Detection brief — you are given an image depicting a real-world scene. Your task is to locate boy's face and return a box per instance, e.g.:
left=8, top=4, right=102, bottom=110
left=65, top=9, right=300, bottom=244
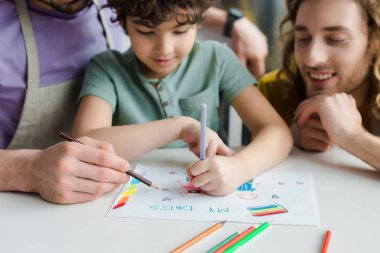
left=127, top=13, right=197, bottom=79
left=294, top=0, right=372, bottom=98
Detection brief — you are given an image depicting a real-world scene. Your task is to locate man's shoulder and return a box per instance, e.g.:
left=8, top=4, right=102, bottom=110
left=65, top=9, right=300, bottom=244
left=258, top=69, right=300, bottom=126
left=258, top=69, right=299, bottom=107
left=259, top=70, right=281, bottom=85
left=258, top=69, right=293, bottom=94
left=259, top=69, right=294, bottom=84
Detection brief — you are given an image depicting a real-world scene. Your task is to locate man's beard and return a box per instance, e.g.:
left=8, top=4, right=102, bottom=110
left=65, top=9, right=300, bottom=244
left=303, top=63, right=371, bottom=98
left=37, top=0, right=90, bottom=14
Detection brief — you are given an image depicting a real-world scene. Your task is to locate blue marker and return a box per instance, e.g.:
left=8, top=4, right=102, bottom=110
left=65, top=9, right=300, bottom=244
left=200, top=103, right=207, bottom=160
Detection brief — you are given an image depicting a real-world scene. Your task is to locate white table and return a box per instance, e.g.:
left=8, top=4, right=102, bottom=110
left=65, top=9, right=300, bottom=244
left=1, top=147, right=379, bottom=253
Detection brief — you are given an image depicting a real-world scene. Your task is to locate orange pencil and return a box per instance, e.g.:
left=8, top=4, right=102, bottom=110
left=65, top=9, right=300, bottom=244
left=321, top=230, right=332, bottom=253
left=214, top=225, right=255, bottom=253
left=171, top=221, right=227, bottom=253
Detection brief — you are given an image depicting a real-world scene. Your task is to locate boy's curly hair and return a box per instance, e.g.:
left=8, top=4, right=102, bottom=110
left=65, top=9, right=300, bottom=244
left=105, top=0, right=218, bottom=28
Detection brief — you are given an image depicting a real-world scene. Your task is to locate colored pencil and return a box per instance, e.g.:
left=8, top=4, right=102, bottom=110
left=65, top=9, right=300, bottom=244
left=321, top=230, right=331, bottom=253
left=206, top=232, right=240, bottom=253
left=224, top=222, right=270, bottom=253
left=170, top=220, right=227, bottom=253
left=214, top=226, right=256, bottom=253
left=200, top=103, right=207, bottom=160
left=58, top=132, right=158, bottom=189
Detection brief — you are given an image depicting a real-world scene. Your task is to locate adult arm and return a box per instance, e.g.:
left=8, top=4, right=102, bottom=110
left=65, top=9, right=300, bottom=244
left=188, top=85, right=293, bottom=196
left=203, top=7, right=268, bottom=77
left=294, top=93, right=380, bottom=171
left=0, top=138, right=129, bottom=204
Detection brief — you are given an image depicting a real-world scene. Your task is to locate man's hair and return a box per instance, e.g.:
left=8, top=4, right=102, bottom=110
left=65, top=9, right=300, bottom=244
left=279, top=0, right=380, bottom=120
left=105, top=0, right=217, bottom=28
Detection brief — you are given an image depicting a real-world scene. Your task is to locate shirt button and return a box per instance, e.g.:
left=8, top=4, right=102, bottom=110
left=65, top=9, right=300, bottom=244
left=158, top=86, right=164, bottom=92
left=163, top=101, right=169, bottom=106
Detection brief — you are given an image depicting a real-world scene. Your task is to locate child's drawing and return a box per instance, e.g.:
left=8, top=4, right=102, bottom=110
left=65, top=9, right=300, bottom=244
left=107, top=164, right=320, bottom=226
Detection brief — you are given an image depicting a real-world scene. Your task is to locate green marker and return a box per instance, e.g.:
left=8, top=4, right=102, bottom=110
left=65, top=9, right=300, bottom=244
left=206, top=232, right=240, bottom=253
left=224, top=222, right=270, bottom=253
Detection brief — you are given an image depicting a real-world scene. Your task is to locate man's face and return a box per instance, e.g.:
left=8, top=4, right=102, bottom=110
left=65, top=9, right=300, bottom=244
left=294, top=0, right=372, bottom=98
left=127, top=12, right=197, bottom=79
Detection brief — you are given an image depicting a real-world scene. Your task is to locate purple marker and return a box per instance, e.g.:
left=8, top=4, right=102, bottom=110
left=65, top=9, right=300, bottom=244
left=200, top=103, right=207, bottom=160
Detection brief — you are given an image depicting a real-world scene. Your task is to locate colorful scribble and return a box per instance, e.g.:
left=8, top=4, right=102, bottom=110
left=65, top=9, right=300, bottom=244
left=177, top=177, right=201, bottom=194
left=235, top=180, right=259, bottom=200
left=247, top=203, right=288, bottom=216
left=236, top=192, right=258, bottom=200
left=113, top=183, right=139, bottom=209
left=237, top=180, right=256, bottom=191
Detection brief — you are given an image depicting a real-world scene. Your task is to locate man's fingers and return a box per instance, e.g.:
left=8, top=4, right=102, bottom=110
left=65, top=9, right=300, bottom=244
left=236, top=54, right=265, bottom=77
left=236, top=54, right=248, bottom=67
left=299, top=138, right=332, bottom=152
left=58, top=192, right=98, bottom=204
left=43, top=188, right=98, bottom=204
left=304, top=118, right=325, bottom=131
left=295, top=106, right=317, bottom=128
left=74, top=178, right=121, bottom=195
left=247, top=58, right=265, bottom=78
left=77, top=145, right=129, bottom=173
left=78, top=136, right=116, bottom=153
left=300, top=126, right=331, bottom=144
left=76, top=163, right=128, bottom=184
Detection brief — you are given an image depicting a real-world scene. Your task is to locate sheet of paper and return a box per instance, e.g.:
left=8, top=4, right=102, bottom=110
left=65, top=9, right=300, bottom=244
left=107, top=164, right=320, bottom=226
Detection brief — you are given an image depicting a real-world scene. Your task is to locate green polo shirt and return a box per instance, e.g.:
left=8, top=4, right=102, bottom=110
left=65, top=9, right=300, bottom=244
left=80, top=41, right=256, bottom=147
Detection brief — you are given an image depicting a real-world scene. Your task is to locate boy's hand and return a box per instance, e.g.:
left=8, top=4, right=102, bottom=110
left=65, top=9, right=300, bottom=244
left=179, top=118, right=234, bottom=158
left=186, top=156, right=245, bottom=196
left=29, top=137, right=130, bottom=204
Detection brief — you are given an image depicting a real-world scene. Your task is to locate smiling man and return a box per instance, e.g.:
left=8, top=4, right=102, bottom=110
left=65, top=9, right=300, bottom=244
left=258, top=0, right=380, bottom=171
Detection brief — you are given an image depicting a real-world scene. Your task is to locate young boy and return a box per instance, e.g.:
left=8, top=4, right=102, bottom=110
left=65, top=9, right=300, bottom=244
left=73, top=0, right=293, bottom=196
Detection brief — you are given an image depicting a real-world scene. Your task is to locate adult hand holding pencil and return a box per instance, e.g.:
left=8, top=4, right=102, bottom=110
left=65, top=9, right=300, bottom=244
left=27, top=133, right=132, bottom=204
left=58, top=132, right=158, bottom=189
